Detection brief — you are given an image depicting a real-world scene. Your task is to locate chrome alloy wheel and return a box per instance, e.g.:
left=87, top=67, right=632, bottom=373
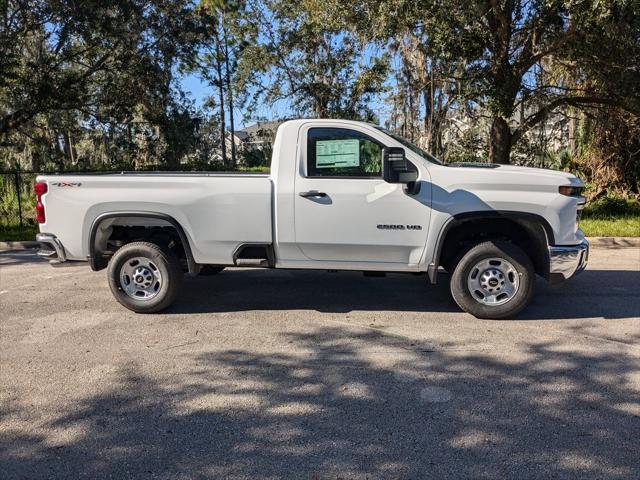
left=466, top=257, right=520, bottom=306
left=119, top=257, right=162, bottom=300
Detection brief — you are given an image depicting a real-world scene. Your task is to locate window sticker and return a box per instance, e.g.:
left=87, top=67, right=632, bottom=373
left=316, top=139, right=360, bottom=168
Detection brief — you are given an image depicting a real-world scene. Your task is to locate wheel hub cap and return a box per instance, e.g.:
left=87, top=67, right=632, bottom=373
left=120, top=257, right=162, bottom=300
left=467, top=257, right=519, bottom=306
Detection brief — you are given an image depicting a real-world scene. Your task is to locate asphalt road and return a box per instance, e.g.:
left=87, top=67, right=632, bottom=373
left=1, top=247, right=639, bottom=479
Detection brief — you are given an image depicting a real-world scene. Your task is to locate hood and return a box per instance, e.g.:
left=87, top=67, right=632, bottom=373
left=437, top=162, right=583, bottom=189
left=427, top=162, right=585, bottom=219
left=483, top=164, right=583, bottom=185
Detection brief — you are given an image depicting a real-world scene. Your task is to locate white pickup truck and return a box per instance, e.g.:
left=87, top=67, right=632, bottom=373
left=35, top=119, right=588, bottom=318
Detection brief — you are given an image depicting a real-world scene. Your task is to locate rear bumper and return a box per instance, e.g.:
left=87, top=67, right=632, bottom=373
left=36, top=233, right=66, bottom=264
left=548, top=239, right=589, bottom=283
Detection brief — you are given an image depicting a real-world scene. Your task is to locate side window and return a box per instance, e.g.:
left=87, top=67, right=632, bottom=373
left=306, top=127, right=383, bottom=177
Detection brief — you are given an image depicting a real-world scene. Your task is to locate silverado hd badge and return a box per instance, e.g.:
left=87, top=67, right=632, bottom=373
left=377, top=224, right=422, bottom=230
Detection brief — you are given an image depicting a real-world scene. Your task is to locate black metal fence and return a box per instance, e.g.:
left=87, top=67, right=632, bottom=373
left=0, top=171, right=39, bottom=230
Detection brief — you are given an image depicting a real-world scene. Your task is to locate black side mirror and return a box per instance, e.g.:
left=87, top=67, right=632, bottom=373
left=383, top=147, right=419, bottom=193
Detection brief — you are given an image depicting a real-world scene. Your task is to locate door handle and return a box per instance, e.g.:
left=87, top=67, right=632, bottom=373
left=299, top=190, right=327, bottom=198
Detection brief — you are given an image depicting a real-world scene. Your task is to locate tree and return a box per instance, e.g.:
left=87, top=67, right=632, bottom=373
left=343, top=0, right=640, bottom=164
left=384, top=31, right=462, bottom=157
left=192, top=0, right=251, bottom=167
left=1, top=1, right=200, bottom=134
left=0, top=0, right=202, bottom=169
left=235, top=0, right=388, bottom=121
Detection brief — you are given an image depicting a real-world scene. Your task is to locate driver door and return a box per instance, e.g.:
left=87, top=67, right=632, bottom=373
left=293, top=125, right=430, bottom=267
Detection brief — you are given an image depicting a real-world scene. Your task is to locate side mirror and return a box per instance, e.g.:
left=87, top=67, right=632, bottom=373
left=383, top=147, right=420, bottom=193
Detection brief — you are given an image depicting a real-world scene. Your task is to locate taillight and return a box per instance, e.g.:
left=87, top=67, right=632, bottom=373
left=35, top=182, right=47, bottom=224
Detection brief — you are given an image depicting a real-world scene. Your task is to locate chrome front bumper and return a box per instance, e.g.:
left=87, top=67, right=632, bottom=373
left=549, top=239, right=589, bottom=282
left=36, top=233, right=66, bottom=264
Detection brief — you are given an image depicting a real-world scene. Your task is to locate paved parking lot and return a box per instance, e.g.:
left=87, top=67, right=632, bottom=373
left=1, top=246, right=639, bottom=479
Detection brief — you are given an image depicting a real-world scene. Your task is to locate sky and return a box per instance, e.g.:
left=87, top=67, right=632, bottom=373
left=178, top=48, right=396, bottom=132
left=176, top=5, right=397, bottom=133
left=179, top=73, right=299, bottom=130
left=180, top=73, right=248, bottom=129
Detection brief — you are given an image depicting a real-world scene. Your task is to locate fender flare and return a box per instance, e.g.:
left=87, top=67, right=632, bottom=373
left=427, top=211, right=554, bottom=283
left=88, top=211, right=197, bottom=274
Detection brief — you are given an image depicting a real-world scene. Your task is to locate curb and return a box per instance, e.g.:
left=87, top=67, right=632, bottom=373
left=0, top=240, right=39, bottom=251
left=587, top=237, right=640, bottom=248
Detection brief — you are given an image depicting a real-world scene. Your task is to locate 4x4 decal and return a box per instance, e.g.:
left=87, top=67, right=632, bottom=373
left=51, top=182, right=82, bottom=187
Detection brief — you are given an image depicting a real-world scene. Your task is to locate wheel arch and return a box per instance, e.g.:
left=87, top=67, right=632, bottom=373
left=88, top=211, right=197, bottom=274
left=428, top=211, right=553, bottom=283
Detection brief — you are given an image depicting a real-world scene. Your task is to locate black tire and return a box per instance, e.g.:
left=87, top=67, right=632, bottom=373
left=107, top=241, right=183, bottom=313
left=450, top=240, right=535, bottom=319
left=199, top=265, right=225, bottom=276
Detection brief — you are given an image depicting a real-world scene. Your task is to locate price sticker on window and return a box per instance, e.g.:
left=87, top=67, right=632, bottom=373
left=316, top=139, right=360, bottom=168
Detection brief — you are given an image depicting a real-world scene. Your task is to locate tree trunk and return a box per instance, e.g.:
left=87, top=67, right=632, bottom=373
left=489, top=116, right=513, bottom=164
left=568, top=114, right=577, bottom=155
left=214, top=31, right=227, bottom=166
left=222, top=21, right=236, bottom=167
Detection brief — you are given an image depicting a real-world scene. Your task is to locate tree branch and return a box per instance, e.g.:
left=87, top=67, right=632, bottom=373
left=513, top=96, right=640, bottom=143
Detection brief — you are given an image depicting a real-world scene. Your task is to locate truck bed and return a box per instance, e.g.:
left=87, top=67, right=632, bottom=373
left=37, top=172, right=273, bottom=264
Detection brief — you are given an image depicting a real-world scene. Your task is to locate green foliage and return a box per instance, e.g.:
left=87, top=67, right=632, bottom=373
left=579, top=191, right=640, bottom=237
left=235, top=0, right=389, bottom=120
left=579, top=217, right=639, bottom=237
left=1, top=0, right=202, bottom=134
left=0, top=0, right=205, bottom=170
left=444, top=128, right=487, bottom=164
left=344, top=0, right=640, bottom=164
left=583, top=194, right=640, bottom=218
left=241, top=148, right=271, bottom=168
left=575, top=110, right=640, bottom=196
left=0, top=0, right=638, bottom=197
left=535, top=149, right=586, bottom=176
left=360, top=141, right=382, bottom=173
left=0, top=174, right=37, bottom=227
left=0, top=225, right=39, bottom=242
left=238, top=165, right=270, bottom=173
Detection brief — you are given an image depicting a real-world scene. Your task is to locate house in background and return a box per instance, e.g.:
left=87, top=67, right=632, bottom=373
left=227, top=120, right=282, bottom=166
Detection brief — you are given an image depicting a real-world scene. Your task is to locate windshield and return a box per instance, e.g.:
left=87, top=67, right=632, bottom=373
left=373, top=126, right=443, bottom=165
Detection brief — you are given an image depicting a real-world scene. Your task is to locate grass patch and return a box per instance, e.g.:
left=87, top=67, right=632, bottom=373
left=581, top=194, right=639, bottom=237
left=0, top=224, right=38, bottom=242
left=580, top=216, right=639, bottom=237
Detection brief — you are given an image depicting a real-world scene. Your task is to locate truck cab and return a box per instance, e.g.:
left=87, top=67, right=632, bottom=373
left=272, top=120, right=433, bottom=270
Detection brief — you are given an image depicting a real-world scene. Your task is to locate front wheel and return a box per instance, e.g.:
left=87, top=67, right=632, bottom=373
left=107, top=241, right=183, bottom=313
left=450, top=241, right=535, bottom=319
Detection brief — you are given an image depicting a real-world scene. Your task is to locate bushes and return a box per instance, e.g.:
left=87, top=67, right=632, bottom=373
left=583, top=193, right=640, bottom=218
left=580, top=192, right=640, bottom=237
left=0, top=173, right=37, bottom=227
left=575, top=110, right=640, bottom=198
left=0, top=224, right=38, bottom=242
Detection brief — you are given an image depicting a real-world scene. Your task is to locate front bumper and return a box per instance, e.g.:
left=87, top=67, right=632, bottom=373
left=548, top=239, right=589, bottom=282
left=36, top=233, right=66, bottom=264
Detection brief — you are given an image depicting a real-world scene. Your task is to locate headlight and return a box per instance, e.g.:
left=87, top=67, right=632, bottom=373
left=559, top=185, right=584, bottom=196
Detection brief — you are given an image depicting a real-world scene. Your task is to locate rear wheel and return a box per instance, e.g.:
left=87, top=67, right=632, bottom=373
left=107, top=241, right=183, bottom=313
left=450, top=240, right=535, bottom=319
